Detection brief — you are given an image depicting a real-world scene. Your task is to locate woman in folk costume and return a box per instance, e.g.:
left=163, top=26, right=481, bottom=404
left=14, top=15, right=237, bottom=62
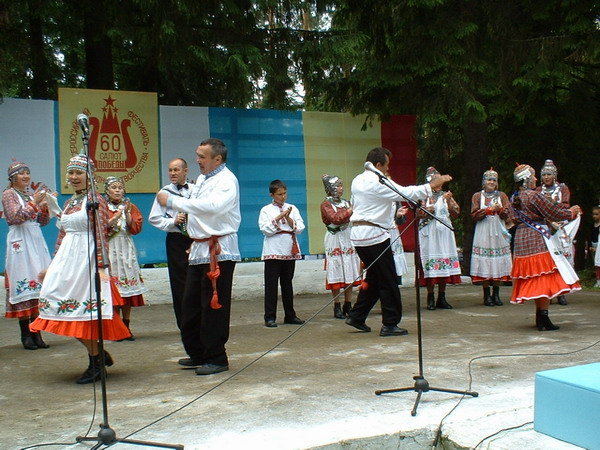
left=104, top=177, right=147, bottom=340
left=418, top=167, right=462, bottom=310
left=510, top=163, right=581, bottom=331
left=470, top=168, right=512, bottom=306
left=535, top=159, right=577, bottom=306
left=30, top=154, right=130, bottom=384
left=320, top=174, right=360, bottom=319
left=2, top=160, right=52, bottom=349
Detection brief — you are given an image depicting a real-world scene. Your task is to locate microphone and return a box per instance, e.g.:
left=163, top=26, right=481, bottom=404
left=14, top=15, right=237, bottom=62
left=364, top=161, right=387, bottom=179
left=77, top=114, right=89, bottom=135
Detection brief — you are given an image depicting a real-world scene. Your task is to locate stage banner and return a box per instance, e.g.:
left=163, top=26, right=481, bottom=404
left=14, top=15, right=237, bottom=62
left=58, top=88, right=160, bottom=193
left=302, top=111, right=380, bottom=255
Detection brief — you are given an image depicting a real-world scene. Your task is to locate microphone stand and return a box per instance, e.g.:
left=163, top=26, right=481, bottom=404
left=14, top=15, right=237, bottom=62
left=73, top=121, right=183, bottom=449
left=370, top=171, right=478, bottom=416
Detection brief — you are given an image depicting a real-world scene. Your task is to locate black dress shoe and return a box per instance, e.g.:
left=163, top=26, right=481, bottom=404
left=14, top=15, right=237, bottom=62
left=283, top=317, right=305, bottom=325
left=195, top=363, right=229, bottom=375
left=557, top=295, right=567, bottom=305
left=380, top=325, right=408, bottom=336
left=178, top=357, right=204, bottom=367
left=345, top=317, right=371, bottom=332
left=265, top=320, right=278, bottom=328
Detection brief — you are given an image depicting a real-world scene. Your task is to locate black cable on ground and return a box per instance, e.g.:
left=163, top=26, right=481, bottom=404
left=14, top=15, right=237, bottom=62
left=432, top=338, right=600, bottom=449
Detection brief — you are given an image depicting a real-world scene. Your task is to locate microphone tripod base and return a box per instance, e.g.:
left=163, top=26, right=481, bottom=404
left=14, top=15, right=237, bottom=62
left=77, top=424, right=184, bottom=449
left=375, top=376, right=478, bottom=416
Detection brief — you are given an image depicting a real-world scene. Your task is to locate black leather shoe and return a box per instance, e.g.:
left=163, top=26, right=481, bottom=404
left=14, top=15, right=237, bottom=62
left=345, top=317, right=371, bottom=332
left=265, top=320, right=278, bottom=328
left=178, top=357, right=204, bottom=367
left=557, top=295, right=567, bottom=305
left=195, top=363, right=229, bottom=375
left=380, top=325, right=408, bottom=337
left=283, top=317, right=305, bottom=325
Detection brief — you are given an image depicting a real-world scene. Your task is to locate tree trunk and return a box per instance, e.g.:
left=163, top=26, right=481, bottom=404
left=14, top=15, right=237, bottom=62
left=27, top=0, right=51, bottom=98
left=83, top=2, right=114, bottom=89
left=461, top=120, right=489, bottom=275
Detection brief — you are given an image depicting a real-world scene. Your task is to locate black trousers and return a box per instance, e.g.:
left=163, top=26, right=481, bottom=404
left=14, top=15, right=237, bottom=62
left=263, top=259, right=297, bottom=322
left=349, top=240, right=402, bottom=326
left=180, top=260, right=236, bottom=366
left=166, top=232, right=194, bottom=330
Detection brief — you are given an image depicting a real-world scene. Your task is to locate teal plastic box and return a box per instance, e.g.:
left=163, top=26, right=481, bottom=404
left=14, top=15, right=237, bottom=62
left=534, top=362, right=600, bottom=450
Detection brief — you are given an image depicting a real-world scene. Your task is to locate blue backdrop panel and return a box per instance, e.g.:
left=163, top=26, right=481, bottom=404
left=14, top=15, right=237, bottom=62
left=209, top=108, right=307, bottom=259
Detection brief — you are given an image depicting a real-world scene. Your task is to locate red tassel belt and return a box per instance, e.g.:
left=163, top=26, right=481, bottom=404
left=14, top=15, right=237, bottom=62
left=192, top=235, right=223, bottom=310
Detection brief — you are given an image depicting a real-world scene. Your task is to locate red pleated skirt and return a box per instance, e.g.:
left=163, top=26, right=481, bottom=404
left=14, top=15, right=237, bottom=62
left=510, top=252, right=580, bottom=304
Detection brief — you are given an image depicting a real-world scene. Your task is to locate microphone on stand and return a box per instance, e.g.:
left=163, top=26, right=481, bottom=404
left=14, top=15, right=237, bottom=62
left=364, top=161, right=388, bottom=179
left=77, top=114, right=90, bottom=136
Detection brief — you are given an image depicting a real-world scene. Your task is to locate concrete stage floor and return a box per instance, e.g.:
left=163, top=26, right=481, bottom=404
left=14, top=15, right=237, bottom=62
left=1, top=262, right=599, bottom=449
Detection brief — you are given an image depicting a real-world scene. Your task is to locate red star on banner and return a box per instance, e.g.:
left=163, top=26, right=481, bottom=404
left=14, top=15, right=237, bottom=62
left=104, top=95, right=116, bottom=107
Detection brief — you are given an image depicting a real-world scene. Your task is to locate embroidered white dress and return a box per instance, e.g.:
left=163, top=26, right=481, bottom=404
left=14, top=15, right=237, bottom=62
left=4, top=191, right=51, bottom=305
left=39, top=198, right=114, bottom=321
left=321, top=198, right=360, bottom=286
left=419, top=195, right=461, bottom=280
left=470, top=192, right=512, bottom=280
left=106, top=202, right=147, bottom=298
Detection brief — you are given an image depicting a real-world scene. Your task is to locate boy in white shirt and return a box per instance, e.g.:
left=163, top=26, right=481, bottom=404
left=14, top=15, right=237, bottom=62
left=258, top=180, right=305, bottom=328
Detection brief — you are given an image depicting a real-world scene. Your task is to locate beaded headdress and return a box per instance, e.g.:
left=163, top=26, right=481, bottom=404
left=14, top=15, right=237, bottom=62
left=540, top=159, right=558, bottom=178
left=513, top=163, right=535, bottom=183
left=322, top=174, right=342, bottom=198
left=66, top=153, right=94, bottom=172
left=481, top=167, right=498, bottom=187
left=104, top=176, right=124, bottom=194
left=7, top=159, right=29, bottom=180
left=425, top=166, right=440, bottom=183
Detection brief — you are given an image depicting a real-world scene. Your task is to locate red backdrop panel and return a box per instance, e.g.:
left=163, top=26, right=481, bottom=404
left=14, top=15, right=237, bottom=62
left=381, top=115, right=417, bottom=252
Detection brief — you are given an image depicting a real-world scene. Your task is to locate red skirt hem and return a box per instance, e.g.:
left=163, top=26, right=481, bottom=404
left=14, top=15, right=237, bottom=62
left=29, top=316, right=131, bottom=341
left=471, top=276, right=512, bottom=285
left=325, top=281, right=361, bottom=290
left=419, top=275, right=462, bottom=287
left=5, top=306, right=40, bottom=319
left=121, top=293, right=145, bottom=307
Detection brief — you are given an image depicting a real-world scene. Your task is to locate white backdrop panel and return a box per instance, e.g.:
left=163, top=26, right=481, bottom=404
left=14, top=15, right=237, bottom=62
left=0, top=98, right=57, bottom=191
left=158, top=105, right=209, bottom=185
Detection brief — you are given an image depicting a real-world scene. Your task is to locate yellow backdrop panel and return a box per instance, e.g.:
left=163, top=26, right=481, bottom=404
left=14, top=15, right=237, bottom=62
left=58, top=88, right=159, bottom=193
left=302, top=111, right=381, bottom=255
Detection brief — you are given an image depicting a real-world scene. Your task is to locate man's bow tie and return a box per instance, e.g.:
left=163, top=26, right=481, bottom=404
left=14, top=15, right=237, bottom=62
left=177, top=183, right=189, bottom=190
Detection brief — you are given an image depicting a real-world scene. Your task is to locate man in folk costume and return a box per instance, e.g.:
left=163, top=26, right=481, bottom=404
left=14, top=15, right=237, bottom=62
left=149, top=158, right=193, bottom=329
left=470, top=168, right=512, bottom=306
left=535, top=159, right=579, bottom=306
left=157, top=138, right=240, bottom=375
left=345, top=147, right=452, bottom=336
